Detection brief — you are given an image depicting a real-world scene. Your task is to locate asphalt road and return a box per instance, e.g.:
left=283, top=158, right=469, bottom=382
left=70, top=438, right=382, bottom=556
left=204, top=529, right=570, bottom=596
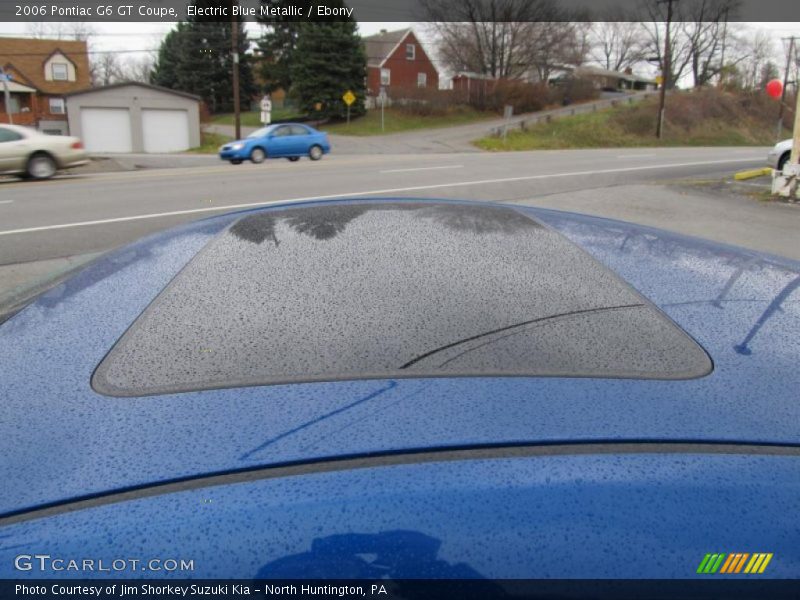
left=207, top=91, right=657, bottom=154
left=0, top=146, right=784, bottom=268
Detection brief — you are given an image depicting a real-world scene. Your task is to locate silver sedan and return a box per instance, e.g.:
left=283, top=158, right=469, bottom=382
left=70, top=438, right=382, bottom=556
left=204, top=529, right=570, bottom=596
left=767, top=138, right=793, bottom=172
left=0, top=123, right=88, bottom=180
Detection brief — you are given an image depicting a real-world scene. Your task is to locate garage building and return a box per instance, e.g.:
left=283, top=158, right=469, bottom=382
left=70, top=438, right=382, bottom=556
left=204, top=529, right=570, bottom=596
left=65, top=82, right=201, bottom=153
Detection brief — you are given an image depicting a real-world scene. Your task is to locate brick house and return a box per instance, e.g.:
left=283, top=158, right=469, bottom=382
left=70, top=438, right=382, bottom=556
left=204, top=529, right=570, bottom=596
left=363, top=29, right=438, bottom=102
left=0, top=38, right=91, bottom=133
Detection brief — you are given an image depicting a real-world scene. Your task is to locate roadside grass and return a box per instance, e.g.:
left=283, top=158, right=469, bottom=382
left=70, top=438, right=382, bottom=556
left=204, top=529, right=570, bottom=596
left=188, top=131, right=232, bottom=154
left=320, top=107, right=494, bottom=136
left=474, top=92, right=779, bottom=151
left=210, top=107, right=303, bottom=127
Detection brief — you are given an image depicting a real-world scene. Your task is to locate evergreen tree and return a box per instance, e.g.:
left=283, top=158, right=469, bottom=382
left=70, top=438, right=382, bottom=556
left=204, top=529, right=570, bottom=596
left=256, top=1, right=312, bottom=93
left=289, top=15, right=366, bottom=119
left=151, top=23, right=187, bottom=88
left=151, top=1, right=256, bottom=113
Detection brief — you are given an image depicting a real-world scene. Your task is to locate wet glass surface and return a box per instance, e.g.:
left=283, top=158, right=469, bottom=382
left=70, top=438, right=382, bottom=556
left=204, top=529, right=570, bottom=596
left=92, top=202, right=711, bottom=396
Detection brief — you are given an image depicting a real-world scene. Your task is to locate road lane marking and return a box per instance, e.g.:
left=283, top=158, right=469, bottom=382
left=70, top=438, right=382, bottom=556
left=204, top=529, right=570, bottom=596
left=0, top=200, right=13, bottom=205
left=0, top=157, right=762, bottom=237
left=0, top=155, right=410, bottom=189
left=616, top=153, right=656, bottom=158
left=380, top=165, right=464, bottom=174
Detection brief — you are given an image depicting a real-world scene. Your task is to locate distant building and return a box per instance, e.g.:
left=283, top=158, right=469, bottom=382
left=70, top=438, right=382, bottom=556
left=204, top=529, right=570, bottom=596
left=363, top=28, right=439, bottom=103
left=0, top=37, right=91, bottom=134
left=66, top=82, right=201, bottom=153
left=451, top=72, right=497, bottom=105
left=551, top=66, right=657, bottom=92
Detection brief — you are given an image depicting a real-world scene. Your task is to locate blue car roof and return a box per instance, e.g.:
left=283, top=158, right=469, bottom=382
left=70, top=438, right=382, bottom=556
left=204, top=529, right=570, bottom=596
left=1, top=198, right=799, bottom=516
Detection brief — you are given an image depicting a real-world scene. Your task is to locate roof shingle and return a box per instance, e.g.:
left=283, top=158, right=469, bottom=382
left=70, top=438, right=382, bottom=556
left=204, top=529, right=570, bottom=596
left=363, top=28, right=410, bottom=68
left=0, top=38, right=91, bottom=94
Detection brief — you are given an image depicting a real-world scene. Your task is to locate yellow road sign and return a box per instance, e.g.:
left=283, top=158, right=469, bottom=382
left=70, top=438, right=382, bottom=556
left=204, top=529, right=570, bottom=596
left=342, top=90, right=356, bottom=106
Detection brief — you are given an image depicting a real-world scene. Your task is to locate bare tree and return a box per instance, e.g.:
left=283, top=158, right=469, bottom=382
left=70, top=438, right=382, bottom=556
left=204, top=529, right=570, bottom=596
left=729, top=27, right=775, bottom=89
left=92, top=52, right=124, bottom=86
left=520, top=21, right=591, bottom=81
left=26, top=22, right=96, bottom=41
left=640, top=1, right=694, bottom=87
left=90, top=53, right=155, bottom=86
left=120, top=55, right=156, bottom=84
left=682, top=0, right=741, bottom=86
left=590, top=15, right=647, bottom=72
left=420, top=0, right=576, bottom=80
left=641, top=0, right=740, bottom=87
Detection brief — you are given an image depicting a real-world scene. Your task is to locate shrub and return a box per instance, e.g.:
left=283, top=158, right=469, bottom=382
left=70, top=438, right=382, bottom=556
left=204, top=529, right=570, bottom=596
left=549, top=78, right=599, bottom=106
left=611, top=87, right=788, bottom=140
left=386, top=87, right=465, bottom=116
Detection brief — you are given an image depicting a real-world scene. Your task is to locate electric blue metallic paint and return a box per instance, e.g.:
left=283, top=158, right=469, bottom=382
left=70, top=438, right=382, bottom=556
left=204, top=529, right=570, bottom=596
left=1, top=454, right=798, bottom=579
left=218, top=123, right=330, bottom=162
left=1, top=199, right=799, bottom=579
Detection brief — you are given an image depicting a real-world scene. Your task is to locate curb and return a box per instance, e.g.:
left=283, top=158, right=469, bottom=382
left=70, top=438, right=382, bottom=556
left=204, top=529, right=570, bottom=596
left=734, top=168, right=772, bottom=181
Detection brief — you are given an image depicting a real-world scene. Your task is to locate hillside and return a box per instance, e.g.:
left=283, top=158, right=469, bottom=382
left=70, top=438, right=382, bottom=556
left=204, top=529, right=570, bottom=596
left=475, top=88, right=791, bottom=151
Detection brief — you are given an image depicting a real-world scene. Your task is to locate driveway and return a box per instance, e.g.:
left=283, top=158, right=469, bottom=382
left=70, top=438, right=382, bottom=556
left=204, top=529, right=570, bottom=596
left=205, top=92, right=657, bottom=155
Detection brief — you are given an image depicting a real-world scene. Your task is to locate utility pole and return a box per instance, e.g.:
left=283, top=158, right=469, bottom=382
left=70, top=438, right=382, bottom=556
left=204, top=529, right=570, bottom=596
left=231, top=0, right=241, bottom=141
left=777, top=36, right=798, bottom=141
left=656, top=0, right=678, bottom=139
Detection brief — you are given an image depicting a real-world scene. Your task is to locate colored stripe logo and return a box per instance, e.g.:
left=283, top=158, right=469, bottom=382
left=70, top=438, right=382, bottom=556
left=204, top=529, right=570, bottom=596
left=697, top=553, right=772, bottom=574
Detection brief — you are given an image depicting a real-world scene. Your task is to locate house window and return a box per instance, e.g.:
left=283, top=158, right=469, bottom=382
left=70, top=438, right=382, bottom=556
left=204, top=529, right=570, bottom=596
left=49, top=98, right=65, bottom=114
left=406, top=43, right=415, bottom=60
left=417, top=72, right=427, bottom=87
left=51, top=63, right=68, bottom=81
left=380, top=68, right=391, bottom=86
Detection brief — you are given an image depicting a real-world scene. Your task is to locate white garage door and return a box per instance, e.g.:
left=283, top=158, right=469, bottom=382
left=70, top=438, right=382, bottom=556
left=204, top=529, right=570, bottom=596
left=80, top=108, right=132, bottom=153
left=142, top=109, right=190, bottom=153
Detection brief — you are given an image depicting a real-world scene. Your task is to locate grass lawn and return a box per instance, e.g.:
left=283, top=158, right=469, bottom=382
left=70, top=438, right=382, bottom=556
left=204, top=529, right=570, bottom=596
left=320, top=107, right=495, bottom=136
left=474, top=96, right=778, bottom=151
left=188, top=131, right=233, bottom=154
left=210, top=107, right=304, bottom=128
left=209, top=107, right=495, bottom=136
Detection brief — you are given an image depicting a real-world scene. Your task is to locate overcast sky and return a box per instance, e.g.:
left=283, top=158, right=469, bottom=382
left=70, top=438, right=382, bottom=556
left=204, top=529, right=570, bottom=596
left=0, top=21, right=413, bottom=52
left=0, top=20, right=797, bottom=82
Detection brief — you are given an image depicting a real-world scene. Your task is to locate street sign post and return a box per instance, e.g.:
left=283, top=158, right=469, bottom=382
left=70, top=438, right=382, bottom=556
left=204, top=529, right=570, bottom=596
left=342, top=90, right=355, bottom=126
left=0, top=67, right=12, bottom=124
left=379, top=87, right=387, bottom=133
left=260, top=95, right=272, bottom=125
left=502, top=105, right=513, bottom=141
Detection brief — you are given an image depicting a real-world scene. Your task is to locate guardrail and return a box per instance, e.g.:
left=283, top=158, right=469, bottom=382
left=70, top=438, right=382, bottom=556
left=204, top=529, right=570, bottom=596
left=489, top=91, right=659, bottom=137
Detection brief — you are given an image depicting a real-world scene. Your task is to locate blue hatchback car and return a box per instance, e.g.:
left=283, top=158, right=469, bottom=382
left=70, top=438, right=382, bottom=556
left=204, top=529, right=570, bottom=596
left=1, top=200, right=799, bottom=597
left=219, top=123, right=331, bottom=164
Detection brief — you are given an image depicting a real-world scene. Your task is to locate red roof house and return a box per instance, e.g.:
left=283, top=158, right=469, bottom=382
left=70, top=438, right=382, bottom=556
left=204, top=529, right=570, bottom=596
left=363, top=29, right=439, bottom=99
left=0, top=37, right=91, bottom=133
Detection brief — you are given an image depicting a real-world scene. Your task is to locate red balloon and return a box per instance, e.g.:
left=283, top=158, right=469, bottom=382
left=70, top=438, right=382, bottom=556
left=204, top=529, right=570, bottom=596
left=766, top=79, right=783, bottom=99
